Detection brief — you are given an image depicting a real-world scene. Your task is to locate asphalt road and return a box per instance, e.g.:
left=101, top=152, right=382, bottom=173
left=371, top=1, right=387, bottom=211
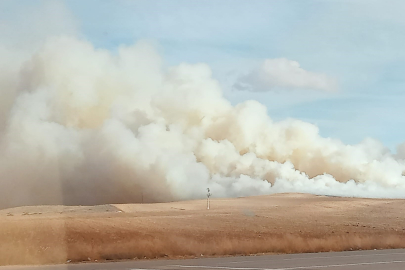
left=2, top=249, right=405, bottom=270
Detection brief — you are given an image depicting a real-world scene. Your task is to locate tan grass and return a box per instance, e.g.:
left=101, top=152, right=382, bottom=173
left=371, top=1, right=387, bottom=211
left=1, top=194, right=405, bottom=265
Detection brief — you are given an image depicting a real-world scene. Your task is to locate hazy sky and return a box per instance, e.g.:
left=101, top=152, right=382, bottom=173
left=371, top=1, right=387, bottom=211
left=3, top=0, right=405, bottom=150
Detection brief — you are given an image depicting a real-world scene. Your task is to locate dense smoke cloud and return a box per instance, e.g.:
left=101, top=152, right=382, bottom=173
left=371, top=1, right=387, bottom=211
left=0, top=36, right=405, bottom=208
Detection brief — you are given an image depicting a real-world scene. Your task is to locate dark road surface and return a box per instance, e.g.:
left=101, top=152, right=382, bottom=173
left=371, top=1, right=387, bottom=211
left=2, top=249, right=405, bottom=270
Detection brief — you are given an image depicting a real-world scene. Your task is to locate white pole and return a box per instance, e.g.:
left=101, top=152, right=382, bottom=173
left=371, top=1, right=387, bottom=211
left=207, top=188, right=211, bottom=210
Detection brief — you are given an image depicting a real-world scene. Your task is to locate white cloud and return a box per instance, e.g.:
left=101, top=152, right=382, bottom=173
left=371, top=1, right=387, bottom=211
left=235, top=58, right=337, bottom=92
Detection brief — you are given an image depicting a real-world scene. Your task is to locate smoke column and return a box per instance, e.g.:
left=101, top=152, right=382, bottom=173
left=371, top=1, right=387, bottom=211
left=1, top=36, right=405, bottom=208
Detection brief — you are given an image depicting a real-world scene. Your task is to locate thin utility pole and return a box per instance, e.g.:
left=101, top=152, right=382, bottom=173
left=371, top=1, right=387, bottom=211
left=207, top=188, right=211, bottom=210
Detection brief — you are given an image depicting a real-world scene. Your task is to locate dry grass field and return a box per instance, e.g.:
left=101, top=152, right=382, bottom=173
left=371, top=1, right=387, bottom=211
left=1, top=193, right=405, bottom=266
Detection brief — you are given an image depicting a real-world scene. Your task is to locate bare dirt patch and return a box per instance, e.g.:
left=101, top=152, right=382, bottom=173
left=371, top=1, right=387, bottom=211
left=1, top=193, right=405, bottom=265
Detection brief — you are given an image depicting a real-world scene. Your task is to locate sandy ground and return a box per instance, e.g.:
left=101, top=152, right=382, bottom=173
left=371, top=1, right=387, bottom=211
left=1, top=193, right=405, bottom=266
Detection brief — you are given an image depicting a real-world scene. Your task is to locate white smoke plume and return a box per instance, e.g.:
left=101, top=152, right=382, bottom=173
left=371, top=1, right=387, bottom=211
left=1, top=35, right=405, bottom=208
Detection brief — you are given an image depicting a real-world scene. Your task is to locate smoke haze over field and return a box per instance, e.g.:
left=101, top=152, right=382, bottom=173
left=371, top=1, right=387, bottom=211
left=1, top=34, right=405, bottom=208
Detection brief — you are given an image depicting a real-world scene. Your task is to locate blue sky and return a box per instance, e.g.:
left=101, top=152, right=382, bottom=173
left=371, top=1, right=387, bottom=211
left=4, top=0, right=405, bottom=150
